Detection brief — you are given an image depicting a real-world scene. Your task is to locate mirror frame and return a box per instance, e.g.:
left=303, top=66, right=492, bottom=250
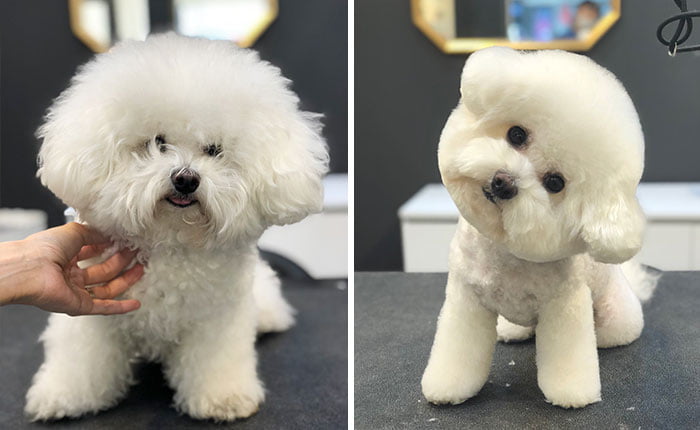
left=68, top=0, right=278, bottom=53
left=411, top=0, right=621, bottom=53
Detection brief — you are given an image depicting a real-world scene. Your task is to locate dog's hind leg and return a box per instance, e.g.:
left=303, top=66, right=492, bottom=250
left=593, top=265, right=644, bottom=348
left=253, top=258, right=295, bottom=333
left=497, top=315, right=534, bottom=342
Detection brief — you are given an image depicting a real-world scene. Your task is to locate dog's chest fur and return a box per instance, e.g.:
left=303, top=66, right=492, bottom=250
left=117, top=244, right=254, bottom=358
left=452, top=218, right=595, bottom=326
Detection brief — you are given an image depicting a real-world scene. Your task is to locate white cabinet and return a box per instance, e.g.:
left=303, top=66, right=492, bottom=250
left=0, top=209, right=47, bottom=242
left=399, top=183, right=700, bottom=272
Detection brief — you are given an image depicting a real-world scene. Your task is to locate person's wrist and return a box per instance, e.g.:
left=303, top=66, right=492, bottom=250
left=0, top=239, right=44, bottom=305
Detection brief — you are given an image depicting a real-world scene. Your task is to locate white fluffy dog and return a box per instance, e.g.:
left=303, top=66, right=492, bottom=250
left=421, top=47, right=658, bottom=408
left=26, top=34, right=328, bottom=421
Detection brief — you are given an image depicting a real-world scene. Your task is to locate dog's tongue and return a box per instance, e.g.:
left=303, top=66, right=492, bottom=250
left=170, top=197, right=192, bottom=205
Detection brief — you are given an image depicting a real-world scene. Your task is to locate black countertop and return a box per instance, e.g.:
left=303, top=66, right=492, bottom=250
left=355, top=271, right=700, bottom=429
left=1, top=278, right=347, bottom=429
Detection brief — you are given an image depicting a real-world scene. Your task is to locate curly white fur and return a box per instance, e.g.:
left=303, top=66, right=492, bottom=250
left=26, top=34, right=328, bottom=421
left=422, top=47, right=658, bottom=409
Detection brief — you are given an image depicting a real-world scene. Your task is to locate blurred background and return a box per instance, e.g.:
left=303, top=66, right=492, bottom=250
left=356, top=0, right=700, bottom=271
left=0, top=0, right=348, bottom=280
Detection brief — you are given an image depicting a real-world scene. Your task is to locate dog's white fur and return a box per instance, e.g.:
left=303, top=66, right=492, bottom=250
left=421, top=47, right=658, bottom=409
left=26, top=34, right=328, bottom=421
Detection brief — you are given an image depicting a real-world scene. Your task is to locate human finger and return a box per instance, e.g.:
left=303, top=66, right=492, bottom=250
left=77, top=242, right=113, bottom=261
left=88, top=264, right=144, bottom=299
left=83, top=249, right=138, bottom=285
left=88, top=298, right=141, bottom=315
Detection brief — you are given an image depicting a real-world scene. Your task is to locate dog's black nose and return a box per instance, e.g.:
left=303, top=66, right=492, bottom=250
left=490, top=172, right=518, bottom=200
left=171, top=168, right=200, bottom=194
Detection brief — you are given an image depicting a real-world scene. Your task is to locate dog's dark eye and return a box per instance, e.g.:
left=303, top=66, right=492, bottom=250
left=204, top=144, right=222, bottom=157
left=543, top=173, right=565, bottom=193
left=507, top=126, right=528, bottom=147
left=155, top=135, right=167, bottom=153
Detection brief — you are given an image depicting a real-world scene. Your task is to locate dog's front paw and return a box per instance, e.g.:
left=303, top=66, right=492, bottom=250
left=25, top=372, right=120, bottom=421
left=176, top=379, right=265, bottom=421
left=421, top=363, right=486, bottom=405
left=538, top=376, right=601, bottom=409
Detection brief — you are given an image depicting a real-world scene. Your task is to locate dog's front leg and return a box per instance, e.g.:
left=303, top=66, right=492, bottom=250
left=25, top=314, right=133, bottom=420
left=536, top=284, right=600, bottom=408
left=421, top=273, right=497, bottom=404
left=165, top=292, right=264, bottom=422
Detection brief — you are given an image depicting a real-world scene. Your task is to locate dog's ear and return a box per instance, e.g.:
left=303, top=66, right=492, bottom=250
left=580, top=186, right=645, bottom=264
left=36, top=93, right=115, bottom=210
left=254, top=110, right=329, bottom=227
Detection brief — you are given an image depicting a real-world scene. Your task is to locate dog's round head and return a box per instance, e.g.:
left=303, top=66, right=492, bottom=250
left=439, top=47, right=645, bottom=263
left=37, top=34, right=328, bottom=248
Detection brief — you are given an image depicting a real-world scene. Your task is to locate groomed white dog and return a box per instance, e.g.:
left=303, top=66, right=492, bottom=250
left=26, top=34, right=328, bottom=421
left=421, top=47, right=658, bottom=408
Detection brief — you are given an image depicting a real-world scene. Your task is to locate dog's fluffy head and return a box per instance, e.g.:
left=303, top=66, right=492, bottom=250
left=37, top=33, right=328, bottom=248
left=439, top=47, right=645, bottom=263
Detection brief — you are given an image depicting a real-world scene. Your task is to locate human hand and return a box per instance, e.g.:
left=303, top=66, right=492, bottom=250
left=1, top=222, right=143, bottom=315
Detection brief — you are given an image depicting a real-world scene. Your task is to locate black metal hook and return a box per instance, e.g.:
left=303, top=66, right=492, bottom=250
left=657, top=0, right=700, bottom=55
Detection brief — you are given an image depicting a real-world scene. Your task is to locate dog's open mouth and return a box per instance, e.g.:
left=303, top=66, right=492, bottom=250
left=482, top=187, right=496, bottom=204
left=166, top=195, right=198, bottom=208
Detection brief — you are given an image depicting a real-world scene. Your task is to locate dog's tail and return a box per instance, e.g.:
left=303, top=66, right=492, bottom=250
left=621, top=259, right=660, bottom=303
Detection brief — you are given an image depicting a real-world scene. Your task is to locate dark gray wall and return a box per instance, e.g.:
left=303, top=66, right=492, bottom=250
left=0, top=0, right=347, bottom=228
left=355, top=1, right=700, bottom=271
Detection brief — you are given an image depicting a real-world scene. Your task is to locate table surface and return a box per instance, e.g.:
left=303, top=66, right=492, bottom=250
left=355, top=271, right=700, bottom=430
left=0, top=279, right=347, bottom=429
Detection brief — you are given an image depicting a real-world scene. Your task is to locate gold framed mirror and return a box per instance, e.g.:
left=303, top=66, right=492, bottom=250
left=68, top=0, right=278, bottom=53
left=411, top=0, right=621, bottom=53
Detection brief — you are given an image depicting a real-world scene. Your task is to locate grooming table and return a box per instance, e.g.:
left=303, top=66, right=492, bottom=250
left=355, top=272, right=699, bottom=429
left=1, top=279, right=347, bottom=429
